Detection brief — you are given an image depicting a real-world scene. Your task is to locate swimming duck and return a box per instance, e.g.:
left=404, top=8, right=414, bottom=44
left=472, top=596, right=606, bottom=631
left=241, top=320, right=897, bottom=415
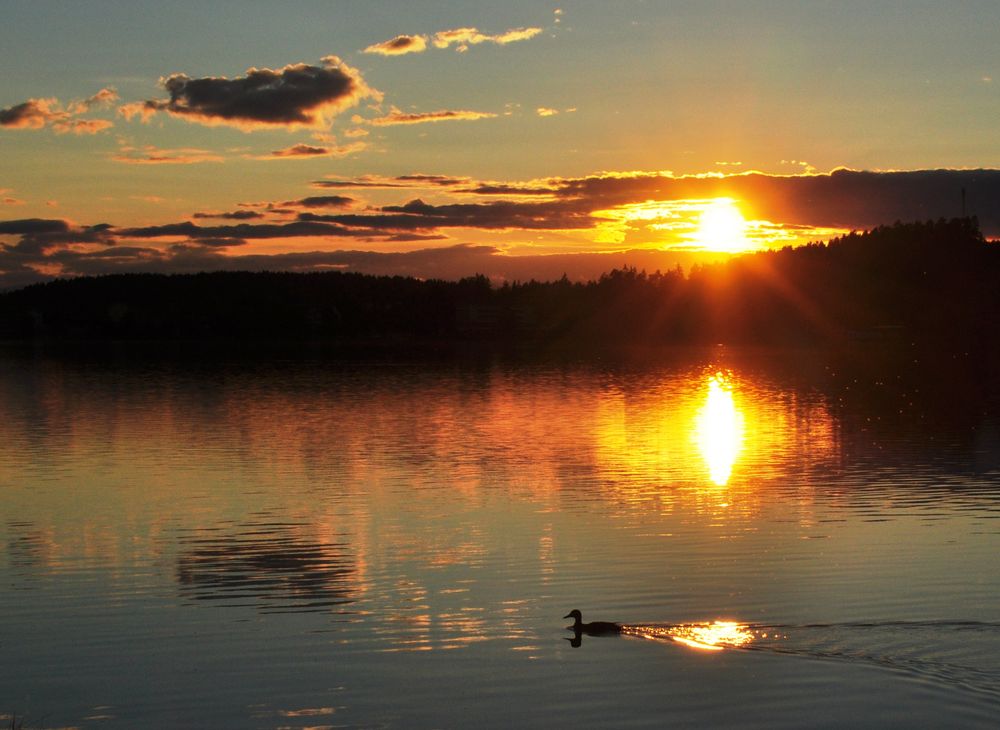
left=563, top=609, right=622, bottom=635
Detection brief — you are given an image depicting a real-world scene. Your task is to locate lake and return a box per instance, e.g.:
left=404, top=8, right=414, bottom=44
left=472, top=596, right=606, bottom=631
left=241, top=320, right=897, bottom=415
left=2, top=346, right=999, bottom=728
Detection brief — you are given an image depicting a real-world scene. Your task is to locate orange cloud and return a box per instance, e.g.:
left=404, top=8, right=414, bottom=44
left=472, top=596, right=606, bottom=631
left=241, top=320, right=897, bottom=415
left=369, top=107, right=497, bottom=126
left=363, top=34, right=428, bottom=56
left=0, top=98, right=61, bottom=129
left=53, top=118, right=115, bottom=135
left=432, top=26, right=542, bottom=52
left=256, top=141, right=367, bottom=159
left=0, top=188, right=24, bottom=206
left=112, top=145, right=224, bottom=164
left=1, top=90, right=116, bottom=134
left=118, top=101, right=159, bottom=123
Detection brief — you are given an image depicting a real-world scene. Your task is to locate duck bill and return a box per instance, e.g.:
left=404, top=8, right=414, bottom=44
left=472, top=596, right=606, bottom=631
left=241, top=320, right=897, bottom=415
left=563, top=612, right=573, bottom=619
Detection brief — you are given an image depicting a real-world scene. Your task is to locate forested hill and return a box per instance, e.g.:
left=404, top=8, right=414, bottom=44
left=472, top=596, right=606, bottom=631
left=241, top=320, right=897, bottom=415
left=0, top=218, right=996, bottom=348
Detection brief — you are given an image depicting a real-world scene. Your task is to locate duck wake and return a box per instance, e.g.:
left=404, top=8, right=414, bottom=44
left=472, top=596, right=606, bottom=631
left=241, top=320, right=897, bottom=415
left=621, top=619, right=1000, bottom=703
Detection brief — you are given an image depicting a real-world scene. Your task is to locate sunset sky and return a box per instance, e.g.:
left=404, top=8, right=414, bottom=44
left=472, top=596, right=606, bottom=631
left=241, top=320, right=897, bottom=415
left=2, top=0, right=998, bottom=287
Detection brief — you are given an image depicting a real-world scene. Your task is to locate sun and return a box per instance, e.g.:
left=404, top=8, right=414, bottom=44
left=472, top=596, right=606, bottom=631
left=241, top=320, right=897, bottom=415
left=695, top=199, right=750, bottom=253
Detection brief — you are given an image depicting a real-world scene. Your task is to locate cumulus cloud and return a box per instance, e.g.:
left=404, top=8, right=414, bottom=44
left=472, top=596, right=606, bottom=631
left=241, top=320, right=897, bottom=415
left=130, top=56, right=378, bottom=131
left=369, top=107, right=497, bottom=126
left=0, top=98, right=61, bottom=129
left=432, top=26, right=542, bottom=52
left=363, top=34, right=428, bottom=56
left=0, top=89, right=116, bottom=134
left=112, top=144, right=224, bottom=164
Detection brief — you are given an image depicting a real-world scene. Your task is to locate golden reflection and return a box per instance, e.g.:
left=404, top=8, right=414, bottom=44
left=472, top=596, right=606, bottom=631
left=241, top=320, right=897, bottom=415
left=694, top=374, right=745, bottom=486
left=624, top=621, right=754, bottom=651
left=0, top=359, right=842, bottom=655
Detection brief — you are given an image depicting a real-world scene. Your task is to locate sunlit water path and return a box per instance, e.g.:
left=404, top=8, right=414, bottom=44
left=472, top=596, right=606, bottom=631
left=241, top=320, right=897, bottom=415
left=2, top=348, right=999, bottom=728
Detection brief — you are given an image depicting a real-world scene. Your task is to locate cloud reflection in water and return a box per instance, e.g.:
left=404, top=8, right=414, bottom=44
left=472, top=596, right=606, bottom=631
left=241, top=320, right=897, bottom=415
left=176, top=520, right=358, bottom=613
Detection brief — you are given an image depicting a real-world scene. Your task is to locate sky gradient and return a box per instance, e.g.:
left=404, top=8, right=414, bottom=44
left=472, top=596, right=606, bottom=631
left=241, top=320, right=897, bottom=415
left=1, top=0, right=998, bottom=287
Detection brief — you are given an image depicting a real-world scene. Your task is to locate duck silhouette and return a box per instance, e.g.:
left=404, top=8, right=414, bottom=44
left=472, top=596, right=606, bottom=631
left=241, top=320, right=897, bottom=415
left=563, top=609, right=622, bottom=636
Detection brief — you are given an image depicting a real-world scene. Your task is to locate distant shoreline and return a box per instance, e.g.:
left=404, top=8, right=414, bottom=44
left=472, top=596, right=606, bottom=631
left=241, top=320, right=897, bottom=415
left=1, top=219, right=996, bottom=359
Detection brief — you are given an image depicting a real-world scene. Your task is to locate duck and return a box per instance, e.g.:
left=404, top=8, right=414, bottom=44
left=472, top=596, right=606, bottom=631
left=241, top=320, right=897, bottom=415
left=563, top=609, right=622, bottom=635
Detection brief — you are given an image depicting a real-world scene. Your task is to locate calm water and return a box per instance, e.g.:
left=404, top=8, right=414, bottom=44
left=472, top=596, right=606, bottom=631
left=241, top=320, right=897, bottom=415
left=2, top=347, right=999, bottom=728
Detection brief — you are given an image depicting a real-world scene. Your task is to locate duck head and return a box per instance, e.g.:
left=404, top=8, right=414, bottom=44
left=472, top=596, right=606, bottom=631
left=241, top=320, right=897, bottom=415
left=563, top=609, right=583, bottom=625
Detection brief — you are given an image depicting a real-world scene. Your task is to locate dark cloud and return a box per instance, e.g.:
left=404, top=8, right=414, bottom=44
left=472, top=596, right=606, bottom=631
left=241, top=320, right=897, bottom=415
left=133, top=56, right=377, bottom=130
left=297, top=211, right=438, bottom=231
left=0, top=99, right=58, bottom=129
left=542, top=168, right=1000, bottom=235
left=0, top=220, right=115, bottom=260
left=178, top=237, right=248, bottom=248
left=193, top=210, right=264, bottom=220
left=271, top=144, right=329, bottom=157
left=375, top=198, right=594, bottom=229
left=118, top=218, right=434, bottom=241
left=458, top=183, right=558, bottom=196
left=396, top=174, right=468, bottom=186
left=120, top=220, right=364, bottom=240
left=259, top=141, right=367, bottom=159
left=312, top=179, right=408, bottom=189
left=302, top=169, right=1000, bottom=237
left=0, top=218, right=71, bottom=235
left=286, top=196, right=355, bottom=209
left=312, top=174, right=465, bottom=189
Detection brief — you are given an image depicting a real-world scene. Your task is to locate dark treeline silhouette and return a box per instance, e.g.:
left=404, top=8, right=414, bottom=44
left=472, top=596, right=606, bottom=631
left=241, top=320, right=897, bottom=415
left=1, top=218, right=997, bottom=351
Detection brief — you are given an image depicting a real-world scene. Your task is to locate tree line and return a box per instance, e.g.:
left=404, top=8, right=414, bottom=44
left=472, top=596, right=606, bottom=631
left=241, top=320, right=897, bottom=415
left=1, top=217, right=996, bottom=350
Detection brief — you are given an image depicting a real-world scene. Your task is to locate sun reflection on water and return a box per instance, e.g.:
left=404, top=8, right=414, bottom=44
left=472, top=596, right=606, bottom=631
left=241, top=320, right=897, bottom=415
left=623, top=621, right=755, bottom=651
left=694, top=373, right=745, bottom=486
